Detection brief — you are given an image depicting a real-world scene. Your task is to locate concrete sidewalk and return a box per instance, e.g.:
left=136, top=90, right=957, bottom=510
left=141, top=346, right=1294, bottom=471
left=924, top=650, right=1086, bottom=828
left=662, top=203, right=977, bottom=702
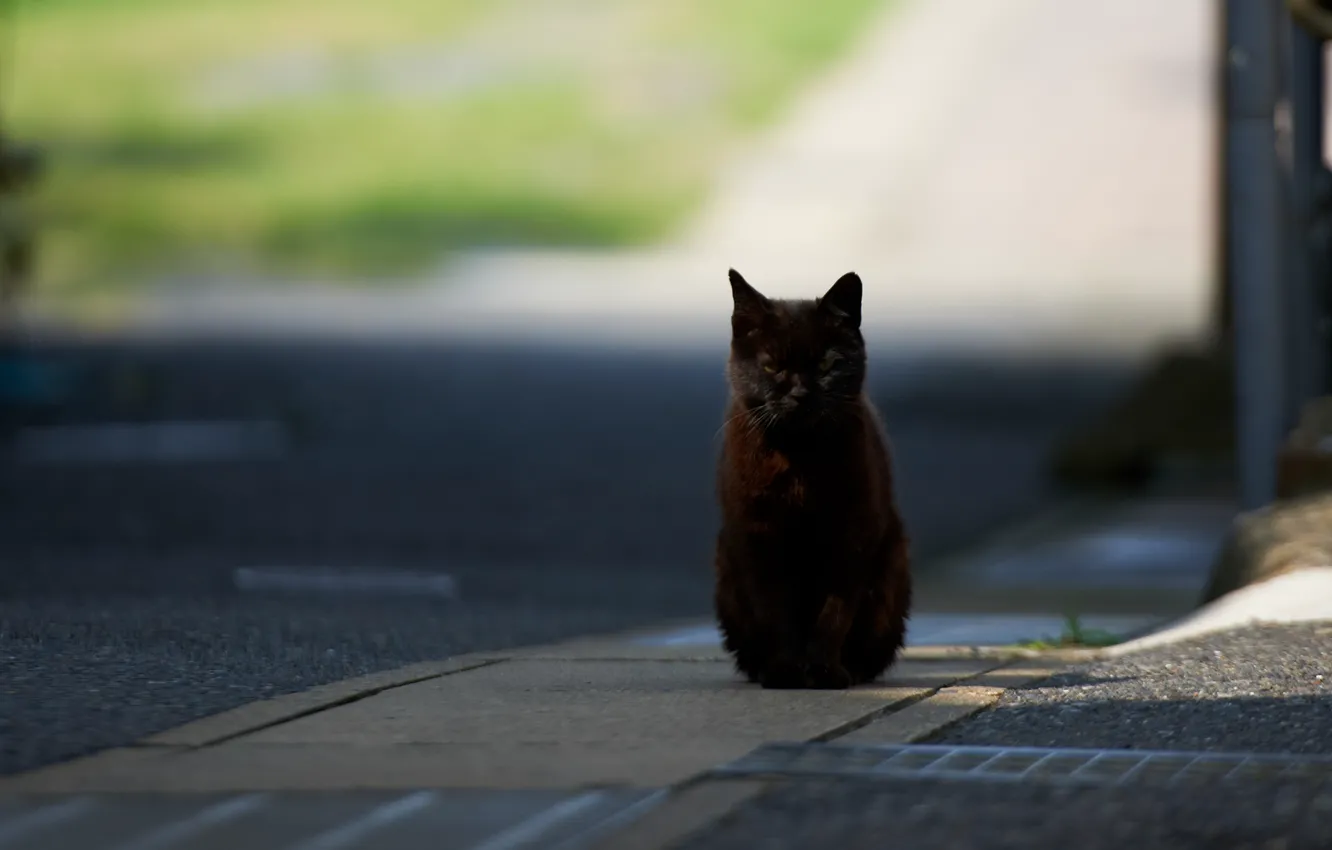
left=0, top=627, right=1074, bottom=795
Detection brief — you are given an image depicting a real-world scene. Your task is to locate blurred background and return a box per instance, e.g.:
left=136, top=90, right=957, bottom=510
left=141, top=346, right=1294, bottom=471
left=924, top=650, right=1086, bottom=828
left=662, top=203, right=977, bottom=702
left=0, top=0, right=1238, bottom=778
left=1, top=0, right=888, bottom=302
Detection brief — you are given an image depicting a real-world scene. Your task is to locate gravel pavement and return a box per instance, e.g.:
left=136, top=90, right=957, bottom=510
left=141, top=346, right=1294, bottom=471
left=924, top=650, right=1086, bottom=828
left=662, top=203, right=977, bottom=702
left=0, top=336, right=1129, bottom=776
left=931, top=621, right=1332, bottom=754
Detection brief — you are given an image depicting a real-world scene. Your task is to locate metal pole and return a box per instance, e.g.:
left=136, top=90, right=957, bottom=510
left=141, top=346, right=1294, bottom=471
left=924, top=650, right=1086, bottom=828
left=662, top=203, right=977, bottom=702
left=1284, top=14, right=1330, bottom=418
left=1226, top=0, right=1287, bottom=510
left=1213, top=1, right=1235, bottom=347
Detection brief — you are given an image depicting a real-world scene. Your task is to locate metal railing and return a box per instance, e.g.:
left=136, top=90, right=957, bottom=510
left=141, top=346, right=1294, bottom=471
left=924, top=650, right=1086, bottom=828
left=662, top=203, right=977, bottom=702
left=1224, top=0, right=1332, bottom=509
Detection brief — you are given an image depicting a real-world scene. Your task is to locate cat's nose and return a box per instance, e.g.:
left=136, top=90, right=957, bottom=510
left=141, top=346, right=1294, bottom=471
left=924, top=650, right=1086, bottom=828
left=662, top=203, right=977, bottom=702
left=789, top=381, right=808, bottom=399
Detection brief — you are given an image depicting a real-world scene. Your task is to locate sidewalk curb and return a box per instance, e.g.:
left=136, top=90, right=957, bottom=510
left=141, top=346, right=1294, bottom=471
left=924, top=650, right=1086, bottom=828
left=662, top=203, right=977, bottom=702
left=1107, top=566, right=1332, bottom=656
left=1201, top=490, right=1332, bottom=603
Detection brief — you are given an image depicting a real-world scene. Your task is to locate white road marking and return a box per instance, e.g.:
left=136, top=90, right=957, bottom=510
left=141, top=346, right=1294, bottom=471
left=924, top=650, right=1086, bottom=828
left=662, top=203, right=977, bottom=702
left=0, top=798, right=97, bottom=848
left=110, top=794, right=269, bottom=850
left=284, top=791, right=437, bottom=850
left=233, top=567, right=457, bottom=599
left=546, top=790, right=667, bottom=850
left=467, top=791, right=607, bottom=850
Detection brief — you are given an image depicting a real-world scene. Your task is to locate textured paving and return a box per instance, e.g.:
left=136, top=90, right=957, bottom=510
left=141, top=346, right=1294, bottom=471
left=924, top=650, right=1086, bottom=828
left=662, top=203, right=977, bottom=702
left=677, top=775, right=1332, bottom=850
left=713, top=742, right=1332, bottom=786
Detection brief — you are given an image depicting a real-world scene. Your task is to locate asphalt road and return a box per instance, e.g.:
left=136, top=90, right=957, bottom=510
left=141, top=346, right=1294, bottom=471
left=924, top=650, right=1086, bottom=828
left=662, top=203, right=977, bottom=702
left=0, top=333, right=1131, bottom=775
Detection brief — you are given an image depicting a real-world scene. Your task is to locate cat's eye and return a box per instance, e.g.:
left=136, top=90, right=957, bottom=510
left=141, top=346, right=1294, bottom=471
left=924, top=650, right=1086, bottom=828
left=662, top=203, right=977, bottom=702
left=820, top=352, right=839, bottom=371
left=762, top=363, right=777, bottom=374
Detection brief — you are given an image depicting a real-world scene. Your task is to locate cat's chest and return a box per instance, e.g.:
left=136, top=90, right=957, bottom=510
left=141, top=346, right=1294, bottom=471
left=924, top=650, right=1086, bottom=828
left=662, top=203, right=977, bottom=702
left=743, top=450, right=837, bottom=511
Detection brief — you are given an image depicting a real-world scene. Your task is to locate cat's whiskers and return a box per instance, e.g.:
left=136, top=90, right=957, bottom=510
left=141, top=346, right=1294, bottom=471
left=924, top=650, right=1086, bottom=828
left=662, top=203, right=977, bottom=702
left=714, top=402, right=781, bottom=441
left=753, top=404, right=782, bottom=434
left=713, top=407, right=752, bottom=441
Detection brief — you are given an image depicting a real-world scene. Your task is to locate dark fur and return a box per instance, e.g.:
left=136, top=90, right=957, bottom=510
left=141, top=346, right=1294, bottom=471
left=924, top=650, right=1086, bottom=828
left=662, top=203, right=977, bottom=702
left=713, top=269, right=911, bottom=689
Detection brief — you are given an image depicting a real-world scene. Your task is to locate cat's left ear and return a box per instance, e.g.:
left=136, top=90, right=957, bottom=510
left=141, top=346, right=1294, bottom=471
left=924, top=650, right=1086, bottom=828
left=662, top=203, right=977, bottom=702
left=729, top=268, right=772, bottom=335
left=818, top=272, right=862, bottom=329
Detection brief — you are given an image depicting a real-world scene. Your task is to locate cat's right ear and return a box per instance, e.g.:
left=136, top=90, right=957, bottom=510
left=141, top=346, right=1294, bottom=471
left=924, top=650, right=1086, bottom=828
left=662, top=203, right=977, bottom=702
left=728, top=268, right=771, bottom=336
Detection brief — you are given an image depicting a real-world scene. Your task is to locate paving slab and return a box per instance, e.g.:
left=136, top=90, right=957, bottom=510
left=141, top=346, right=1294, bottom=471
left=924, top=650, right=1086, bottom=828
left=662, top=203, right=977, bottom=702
left=144, top=658, right=503, bottom=749
left=840, top=661, right=1067, bottom=746
left=1, top=653, right=1006, bottom=794
left=838, top=686, right=1010, bottom=746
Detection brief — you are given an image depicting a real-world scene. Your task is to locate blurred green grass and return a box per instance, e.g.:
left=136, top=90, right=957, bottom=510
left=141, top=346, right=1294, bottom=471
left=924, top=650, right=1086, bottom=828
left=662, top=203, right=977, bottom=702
left=6, top=0, right=889, bottom=294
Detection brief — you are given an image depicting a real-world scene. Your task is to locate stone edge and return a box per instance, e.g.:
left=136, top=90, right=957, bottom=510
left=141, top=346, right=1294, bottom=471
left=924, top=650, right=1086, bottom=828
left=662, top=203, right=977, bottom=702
left=1105, top=565, right=1332, bottom=656
left=1200, top=490, right=1332, bottom=603
left=1108, top=492, right=1332, bottom=656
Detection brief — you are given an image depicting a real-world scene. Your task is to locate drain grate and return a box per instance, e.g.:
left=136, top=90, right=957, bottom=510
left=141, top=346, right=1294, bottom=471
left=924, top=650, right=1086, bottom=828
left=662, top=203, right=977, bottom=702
left=711, top=743, right=1332, bottom=787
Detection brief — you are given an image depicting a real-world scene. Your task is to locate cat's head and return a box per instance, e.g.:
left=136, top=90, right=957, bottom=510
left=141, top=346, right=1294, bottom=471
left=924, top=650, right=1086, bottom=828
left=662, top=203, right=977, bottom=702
left=726, top=268, right=866, bottom=425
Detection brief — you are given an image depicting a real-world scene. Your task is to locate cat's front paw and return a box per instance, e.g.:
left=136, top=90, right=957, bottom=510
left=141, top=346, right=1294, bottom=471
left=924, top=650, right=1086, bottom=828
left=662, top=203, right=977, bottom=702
left=759, top=655, right=807, bottom=690
left=803, top=660, right=853, bottom=690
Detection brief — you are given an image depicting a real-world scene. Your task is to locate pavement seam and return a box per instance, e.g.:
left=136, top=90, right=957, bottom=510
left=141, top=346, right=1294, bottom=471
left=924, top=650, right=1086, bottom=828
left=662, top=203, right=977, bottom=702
left=806, top=688, right=941, bottom=744
left=813, top=661, right=1070, bottom=750
left=896, top=686, right=1008, bottom=744
left=807, top=656, right=1035, bottom=744
left=178, top=658, right=507, bottom=750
